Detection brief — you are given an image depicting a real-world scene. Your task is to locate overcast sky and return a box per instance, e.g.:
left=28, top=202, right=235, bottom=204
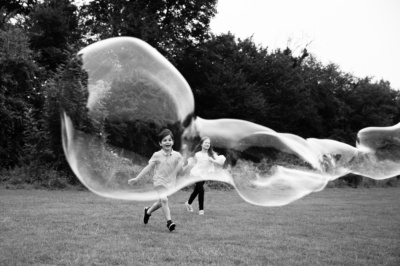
left=210, top=0, right=400, bottom=90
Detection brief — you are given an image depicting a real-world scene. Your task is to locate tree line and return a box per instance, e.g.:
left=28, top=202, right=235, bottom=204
left=1, top=0, right=399, bottom=188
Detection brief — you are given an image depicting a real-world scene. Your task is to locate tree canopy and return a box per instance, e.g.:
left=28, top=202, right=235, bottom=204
left=1, top=0, right=399, bottom=187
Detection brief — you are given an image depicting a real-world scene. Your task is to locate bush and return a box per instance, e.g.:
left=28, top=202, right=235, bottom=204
left=357, top=176, right=399, bottom=188
left=0, top=163, right=71, bottom=189
left=326, top=178, right=348, bottom=188
left=207, top=181, right=234, bottom=191
left=0, top=166, right=31, bottom=184
left=326, top=175, right=399, bottom=188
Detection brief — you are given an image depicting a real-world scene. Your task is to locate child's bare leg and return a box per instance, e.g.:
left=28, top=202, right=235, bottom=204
left=147, top=199, right=161, bottom=214
left=154, top=186, right=172, bottom=221
left=160, top=197, right=171, bottom=221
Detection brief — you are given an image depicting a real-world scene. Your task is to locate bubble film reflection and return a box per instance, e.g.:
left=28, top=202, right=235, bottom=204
left=187, top=118, right=400, bottom=206
left=62, top=37, right=195, bottom=201
left=62, top=37, right=400, bottom=206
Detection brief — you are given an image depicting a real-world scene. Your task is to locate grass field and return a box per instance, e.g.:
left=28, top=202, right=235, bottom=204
left=1, top=187, right=399, bottom=266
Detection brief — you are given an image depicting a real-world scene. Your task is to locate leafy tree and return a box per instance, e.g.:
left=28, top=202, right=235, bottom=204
left=299, top=58, right=352, bottom=140
left=179, top=33, right=320, bottom=136
left=304, top=59, right=400, bottom=144
left=341, top=78, right=399, bottom=137
left=102, top=78, right=177, bottom=157
left=178, top=33, right=268, bottom=124
left=257, top=47, right=320, bottom=136
left=81, top=0, right=217, bottom=63
left=0, top=0, right=38, bottom=28
left=0, top=0, right=84, bottom=172
left=0, top=25, right=40, bottom=169
left=41, top=50, right=101, bottom=182
left=27, top=0, right=82, bottom=72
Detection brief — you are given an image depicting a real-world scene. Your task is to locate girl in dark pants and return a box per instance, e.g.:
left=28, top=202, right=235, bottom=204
left=187, top=181, right=206, bottom=214
left=185, top=137, right=225, bottom=215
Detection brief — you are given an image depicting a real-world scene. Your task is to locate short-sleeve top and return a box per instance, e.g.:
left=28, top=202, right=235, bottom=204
left=149, top=149, right=182, bottom=188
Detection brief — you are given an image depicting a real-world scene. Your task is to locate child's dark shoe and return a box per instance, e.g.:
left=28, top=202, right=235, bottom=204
left=143, top=207, right=151, bottom=224
left=167, top=221, right=176, bottom=232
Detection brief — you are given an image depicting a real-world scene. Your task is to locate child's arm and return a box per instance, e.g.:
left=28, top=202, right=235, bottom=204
left=187, top=157, right=196, bottom=166
left=209, top=154, right=226, bottom=165
left=128, top=162, right=155, bottom=185
left=178, top=154, right=196, bottom=175
left=177, top=158, right=186, bottom=175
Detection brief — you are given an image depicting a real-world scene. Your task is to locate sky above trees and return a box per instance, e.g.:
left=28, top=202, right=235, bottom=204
left=210, top=0, right=400, bottom=90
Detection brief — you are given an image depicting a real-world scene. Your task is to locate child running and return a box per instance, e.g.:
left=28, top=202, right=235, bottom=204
left=128, top=129, right=183, bottom=232
left=185, top=137, right=225, bottom=215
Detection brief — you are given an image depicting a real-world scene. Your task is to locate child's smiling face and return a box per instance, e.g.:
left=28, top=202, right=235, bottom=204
left=160, top=134, right=173, bottom=152
left=202, top=138, right=211, bottom=150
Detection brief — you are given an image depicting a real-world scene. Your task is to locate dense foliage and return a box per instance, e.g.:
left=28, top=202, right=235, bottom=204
left=1, top=0, right=399, bottom=188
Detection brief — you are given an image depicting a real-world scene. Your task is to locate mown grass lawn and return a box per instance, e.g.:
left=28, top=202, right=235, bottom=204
left=1, top=187, right=399, bottom=265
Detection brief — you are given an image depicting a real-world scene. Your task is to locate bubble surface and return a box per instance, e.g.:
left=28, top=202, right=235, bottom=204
left=62, top=37, right=400, bottom=206
left=62, top=37, right=194, bottom=201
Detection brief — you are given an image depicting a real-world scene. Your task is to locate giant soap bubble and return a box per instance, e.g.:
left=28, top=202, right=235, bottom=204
left=62, top=37, right=400, bottom=206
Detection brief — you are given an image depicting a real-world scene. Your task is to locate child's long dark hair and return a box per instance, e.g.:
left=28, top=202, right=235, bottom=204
left=192, top=137, right=215, bottom=159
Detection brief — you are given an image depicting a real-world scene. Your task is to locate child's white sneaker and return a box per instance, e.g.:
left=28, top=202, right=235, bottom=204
left=199, top=210, right=204, bottom=215
left=185, top=202, right=193, bottom=212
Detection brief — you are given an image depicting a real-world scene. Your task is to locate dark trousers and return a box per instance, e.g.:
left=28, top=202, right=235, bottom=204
left=188, top=181, right=205, bottom=210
